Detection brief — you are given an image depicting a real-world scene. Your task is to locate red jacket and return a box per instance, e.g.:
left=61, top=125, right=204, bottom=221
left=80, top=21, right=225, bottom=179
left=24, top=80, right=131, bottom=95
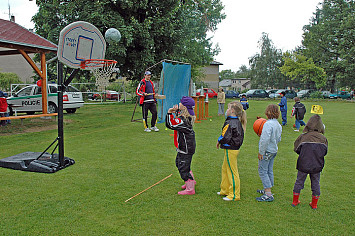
left=0, top=97, right=8, bottom=113
left=136, top=78, right=156, bottom=105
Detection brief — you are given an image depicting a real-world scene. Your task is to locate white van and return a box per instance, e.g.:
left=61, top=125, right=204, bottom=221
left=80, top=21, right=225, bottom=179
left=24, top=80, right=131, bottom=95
left=7, top=84, right=84, bottom=115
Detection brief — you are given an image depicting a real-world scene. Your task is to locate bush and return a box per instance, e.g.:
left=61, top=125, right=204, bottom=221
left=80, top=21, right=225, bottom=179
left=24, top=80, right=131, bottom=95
left=0, top=72, right=23, bottom=91
left=309, top=91, right=323, bottom=98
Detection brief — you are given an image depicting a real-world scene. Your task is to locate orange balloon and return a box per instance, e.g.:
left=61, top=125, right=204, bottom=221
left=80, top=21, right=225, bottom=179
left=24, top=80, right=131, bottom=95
left=253, top=118, right=267, bottom=136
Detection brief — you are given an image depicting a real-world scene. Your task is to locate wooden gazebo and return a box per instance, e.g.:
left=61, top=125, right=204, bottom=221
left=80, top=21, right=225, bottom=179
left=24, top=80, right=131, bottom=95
left=0, top=18, right=57, bottom=115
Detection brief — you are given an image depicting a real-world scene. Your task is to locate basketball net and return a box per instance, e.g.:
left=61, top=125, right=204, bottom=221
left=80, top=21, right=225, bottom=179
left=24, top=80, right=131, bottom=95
left=81, top=59, right=117, bottom=91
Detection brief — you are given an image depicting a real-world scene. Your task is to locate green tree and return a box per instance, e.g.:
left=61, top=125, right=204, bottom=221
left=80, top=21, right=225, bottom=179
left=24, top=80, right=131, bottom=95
left=302, top=0, right=355, bottom=90
left=280, top=51, right=326, bottom=89
left=219, top=69, right=235, bottom=81
left=249, top=33, right=286, bottom=89
left=235, top=65, right=250, bottom=78
left=32, top=0, right=225, bottom=81
left=0, top=72, right=23, bottom=91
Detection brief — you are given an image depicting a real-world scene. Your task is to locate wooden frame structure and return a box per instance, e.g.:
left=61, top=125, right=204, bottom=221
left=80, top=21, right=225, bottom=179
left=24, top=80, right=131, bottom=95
left=0, top=18, right=57, bottom=116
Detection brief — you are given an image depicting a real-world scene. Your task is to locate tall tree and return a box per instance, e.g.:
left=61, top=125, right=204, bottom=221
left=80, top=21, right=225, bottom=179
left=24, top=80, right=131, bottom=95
left=32, top=0, right=225, bottom=81
left=249, top=33, right=286, bottom=89
left=219, top=69, right=235, bottom=81
left=235, top=65, right=250, bottom=78
left=280, top=51, right=326, bottom=89
left=302, top=0, right=355, bottom=90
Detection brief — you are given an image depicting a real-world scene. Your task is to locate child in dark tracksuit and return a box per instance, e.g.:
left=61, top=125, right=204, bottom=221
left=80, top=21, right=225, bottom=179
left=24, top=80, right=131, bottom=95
left=166, top=96, right=196, bottom=195
left=216, top=101, right=247, bottom=201
left=290, top=97, right=306, bottom=132
left=278, top=91, right=287, bottom=126
left=240, top=94, right=249, bottom=111
left=291, top=114, right=328, bottom=209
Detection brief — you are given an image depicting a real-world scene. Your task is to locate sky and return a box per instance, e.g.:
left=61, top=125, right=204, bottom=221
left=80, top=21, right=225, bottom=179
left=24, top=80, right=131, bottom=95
left=0, top=0, right=322, bottom=72
left=210, top=0, right=322, bottom=71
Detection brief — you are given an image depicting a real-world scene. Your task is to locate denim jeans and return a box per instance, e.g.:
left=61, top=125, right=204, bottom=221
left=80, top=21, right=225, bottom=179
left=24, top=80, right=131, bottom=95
left=295, top=119, right=305, bottom=130
left=258, top=152, right=277, bottom=189
left=218, top=103, right=225, bottom=115
left=281, top=111, right=287, bottom=125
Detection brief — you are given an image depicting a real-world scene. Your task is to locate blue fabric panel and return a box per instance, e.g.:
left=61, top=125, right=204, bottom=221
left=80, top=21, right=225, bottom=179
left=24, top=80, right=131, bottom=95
left=157, top=62, right=191, bottom=123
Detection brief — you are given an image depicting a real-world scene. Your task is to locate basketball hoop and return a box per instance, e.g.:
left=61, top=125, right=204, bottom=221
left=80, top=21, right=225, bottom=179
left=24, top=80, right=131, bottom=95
left=80, top=59, right=117, bottom=90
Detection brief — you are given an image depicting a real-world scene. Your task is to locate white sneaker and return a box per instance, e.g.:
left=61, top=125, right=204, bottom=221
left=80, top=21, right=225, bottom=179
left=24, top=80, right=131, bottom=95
left=294, top=130, right=299, bottom=132
left=144, top=128, right=151, bottom=132
left=150, top=126, right=159, bottom=132
left=223, top=197, right=232, bottom=201
left=217, top=192, right=221, bottom=195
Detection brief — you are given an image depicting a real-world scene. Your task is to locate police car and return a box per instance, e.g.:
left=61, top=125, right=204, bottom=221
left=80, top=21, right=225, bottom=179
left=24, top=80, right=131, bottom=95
left=7, top=84, right=84, bottom=115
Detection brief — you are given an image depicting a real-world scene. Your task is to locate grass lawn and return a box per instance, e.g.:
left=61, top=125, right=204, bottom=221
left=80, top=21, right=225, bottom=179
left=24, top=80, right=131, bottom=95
left=1, top=98, right=354, bottom=235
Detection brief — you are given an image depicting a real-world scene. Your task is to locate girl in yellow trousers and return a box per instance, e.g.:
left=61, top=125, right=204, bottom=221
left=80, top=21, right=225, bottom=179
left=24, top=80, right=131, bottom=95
left=216, top=101, right=247, bottom=201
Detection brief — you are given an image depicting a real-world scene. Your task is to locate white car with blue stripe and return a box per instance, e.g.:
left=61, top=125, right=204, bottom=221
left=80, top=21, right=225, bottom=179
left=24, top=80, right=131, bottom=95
left=7, top=84, right=84, bottom=115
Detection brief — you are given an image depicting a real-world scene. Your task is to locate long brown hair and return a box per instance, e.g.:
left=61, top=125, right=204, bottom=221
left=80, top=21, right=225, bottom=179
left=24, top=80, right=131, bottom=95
left=229, top=101, right=247, bottom=131
left=179, top=106, right=196, bottom=126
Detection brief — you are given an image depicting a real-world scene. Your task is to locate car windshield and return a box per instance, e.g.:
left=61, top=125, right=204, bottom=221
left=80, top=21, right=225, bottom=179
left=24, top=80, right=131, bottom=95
left=66, top=86, right=80, bottom=92
left=246, top=90, right=256, bottom=94
left=16, top=86, right=33, bottom=97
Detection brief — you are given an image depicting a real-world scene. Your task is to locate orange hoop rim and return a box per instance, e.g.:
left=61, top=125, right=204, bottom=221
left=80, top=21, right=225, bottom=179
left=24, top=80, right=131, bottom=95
left=80, top=59, right=117, bottom=69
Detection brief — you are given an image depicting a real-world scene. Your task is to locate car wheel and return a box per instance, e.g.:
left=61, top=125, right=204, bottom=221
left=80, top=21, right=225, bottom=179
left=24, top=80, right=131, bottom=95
left=48, top=103, right=58, bottom=113
left=66, top=108, right=77, bottom=114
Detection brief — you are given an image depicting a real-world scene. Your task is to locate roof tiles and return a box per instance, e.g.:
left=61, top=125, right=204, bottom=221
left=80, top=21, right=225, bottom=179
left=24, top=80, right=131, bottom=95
left=0, top=18, right=57, bottom=51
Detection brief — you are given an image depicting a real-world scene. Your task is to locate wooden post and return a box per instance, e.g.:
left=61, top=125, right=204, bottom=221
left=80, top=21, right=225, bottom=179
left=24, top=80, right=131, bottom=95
left=41, top=52, right=48, bottom=114
left=205, top=101, right=212, bottom=118
left=191, top=96, right=200, bottom=123
left=198, top=95, right=204, bottom=121
left=18, top=49, right=48, bottom=114
left=200, top=96, right=207, bottom=120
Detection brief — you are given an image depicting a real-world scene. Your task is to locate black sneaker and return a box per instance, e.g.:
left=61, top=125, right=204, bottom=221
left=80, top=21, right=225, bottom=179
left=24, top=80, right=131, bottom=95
left=256, top=194, right=274, bottom=202
left=257, top=189, right=265, bottom=195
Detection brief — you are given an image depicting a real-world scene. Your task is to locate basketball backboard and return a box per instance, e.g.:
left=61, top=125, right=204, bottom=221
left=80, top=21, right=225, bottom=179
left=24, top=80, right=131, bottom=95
left=57, top=21, right=106, bottom=70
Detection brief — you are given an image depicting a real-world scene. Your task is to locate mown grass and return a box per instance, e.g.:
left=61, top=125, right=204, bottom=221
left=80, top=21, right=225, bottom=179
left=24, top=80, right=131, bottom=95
left=1, top=98, right=354, bottom=235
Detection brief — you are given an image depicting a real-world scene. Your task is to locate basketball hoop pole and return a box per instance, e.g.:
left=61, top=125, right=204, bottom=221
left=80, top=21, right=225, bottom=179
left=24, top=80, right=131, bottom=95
left=57, top=61, right=65, bottom=166
left=57, top=62, right=80, bottom=167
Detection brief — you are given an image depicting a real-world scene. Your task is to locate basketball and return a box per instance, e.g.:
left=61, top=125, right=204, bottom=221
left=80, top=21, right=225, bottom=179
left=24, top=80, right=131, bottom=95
left=253, top=118, right=267, bottom=136
left=105, top=28, right=121, bottom=44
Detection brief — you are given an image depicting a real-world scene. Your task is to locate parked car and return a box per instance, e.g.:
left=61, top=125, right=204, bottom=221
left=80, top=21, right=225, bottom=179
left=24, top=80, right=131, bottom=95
left=297, top=89, right=314, bottom=98
left=243, top=89, right=269, bottom=98
left=225, top=90, right=239, bottom=98
left=266, top=89, right=279, bottom=95
left=321, top=91, right=331, bottom=98
left=7, top=84, right=84, bottom=115
left=329, top=91, right=351, bottom=99
left=196, top=88, right=218, bottom=98
left=89, top=90, right=119, bottom=100
left=268, top=89, right=281, bottom=98
left=269, top=89, right=297, bottom=99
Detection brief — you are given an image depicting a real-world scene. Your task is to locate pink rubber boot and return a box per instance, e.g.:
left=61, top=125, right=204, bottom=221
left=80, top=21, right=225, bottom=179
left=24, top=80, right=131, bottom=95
left=178, top=179, right=195, bottom=195
left=181, top=171, right=196, bottom=189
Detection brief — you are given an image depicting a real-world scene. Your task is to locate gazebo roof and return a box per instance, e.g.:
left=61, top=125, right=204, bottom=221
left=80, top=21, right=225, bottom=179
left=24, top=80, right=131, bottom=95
left=0, top=18, right=57, bottom=53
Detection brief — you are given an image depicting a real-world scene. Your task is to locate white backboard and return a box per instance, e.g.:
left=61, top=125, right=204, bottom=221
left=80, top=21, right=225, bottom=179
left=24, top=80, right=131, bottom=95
left=57, top=21, right=106, bottom=70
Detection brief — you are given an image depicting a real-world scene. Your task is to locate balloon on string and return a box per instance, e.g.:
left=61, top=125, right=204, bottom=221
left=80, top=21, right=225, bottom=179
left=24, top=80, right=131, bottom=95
left=36, top=80, right=42, bottom=87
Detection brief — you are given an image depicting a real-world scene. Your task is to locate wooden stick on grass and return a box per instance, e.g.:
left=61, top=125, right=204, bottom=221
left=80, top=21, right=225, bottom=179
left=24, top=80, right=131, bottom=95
left=125, top=174, right=173, bottom=202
